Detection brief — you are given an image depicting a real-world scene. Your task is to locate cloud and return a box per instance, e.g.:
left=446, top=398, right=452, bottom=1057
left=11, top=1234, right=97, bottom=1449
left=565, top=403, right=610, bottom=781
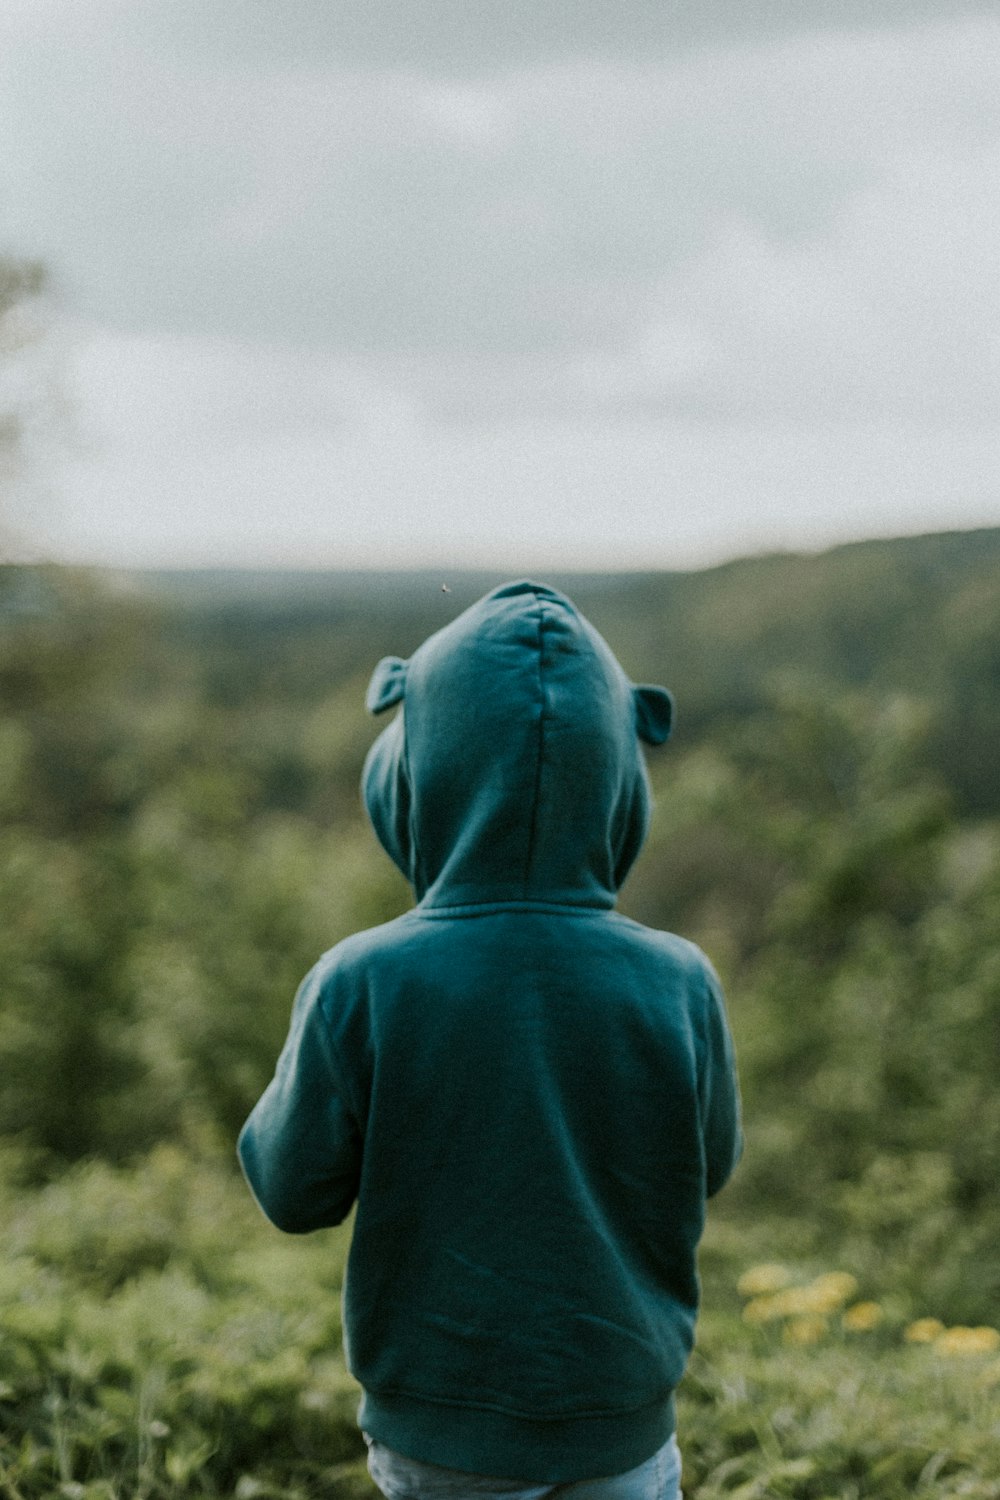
left=63, top=327, right=423, bottom=453
left=622, top=140, right=1000, bottom=426
left=110, top=0, right=998, bottom=72
left=0, top=0, right=129, bottom=39
left=5, top=6, right=1000, bottom=566
left=33, top=331, right=1000, bottom=569
left=5, top=14, right=998, bottom=385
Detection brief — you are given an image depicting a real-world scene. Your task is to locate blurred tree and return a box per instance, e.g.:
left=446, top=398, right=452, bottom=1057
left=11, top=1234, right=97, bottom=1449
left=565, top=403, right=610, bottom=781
left=2, top=525, right=998, bottom=1331
left=0, top=256, right=49, bottom=552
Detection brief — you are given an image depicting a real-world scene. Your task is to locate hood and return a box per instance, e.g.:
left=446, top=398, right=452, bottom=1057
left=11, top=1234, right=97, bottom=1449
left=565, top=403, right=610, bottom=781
left=361, top=581, right=673, bottom=909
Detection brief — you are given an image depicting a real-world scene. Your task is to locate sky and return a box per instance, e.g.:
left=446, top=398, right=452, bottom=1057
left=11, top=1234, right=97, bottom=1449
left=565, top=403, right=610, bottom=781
left=2, top=0, right=999, bottom=571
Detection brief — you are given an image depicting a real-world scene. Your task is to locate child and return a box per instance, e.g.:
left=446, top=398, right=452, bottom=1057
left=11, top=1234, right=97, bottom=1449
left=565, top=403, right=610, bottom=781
left=238, top=581, right=742, bottom=1500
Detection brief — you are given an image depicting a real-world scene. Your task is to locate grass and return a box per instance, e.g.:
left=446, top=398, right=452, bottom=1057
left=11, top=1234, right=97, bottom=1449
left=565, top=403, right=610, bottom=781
left=680, top=1313, right=1000, bottom=1497
left=1, top=1148, right=998, bottom=1499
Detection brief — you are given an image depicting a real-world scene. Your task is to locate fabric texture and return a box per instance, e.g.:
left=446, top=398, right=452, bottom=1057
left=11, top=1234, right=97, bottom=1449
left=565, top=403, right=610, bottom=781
left=238, top=580, right=742, bottom=1484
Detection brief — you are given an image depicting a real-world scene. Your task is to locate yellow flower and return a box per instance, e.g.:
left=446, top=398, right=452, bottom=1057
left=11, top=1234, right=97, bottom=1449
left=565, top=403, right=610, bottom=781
left=808, top=1272, right=859, bottom=1311
left=783, top=1315, right=828, bottom=1346
left=777, top=1280, right=855, bottom=1317
left=749, top=1284, right=815, bottom=1320
left=737, top=1263, right=794, bottom=1298
left=842, top=1301, right=884, bottom=1332
left=783, top=1286, right=831, bottom=1315
left=741, top=1272, right=866, bottom=1325
left=904, top=1317, right=945, bottom=1344
left=934, top=1326, right=1000, bottom=1357
left=742, top=1295, right=783, bottom=1323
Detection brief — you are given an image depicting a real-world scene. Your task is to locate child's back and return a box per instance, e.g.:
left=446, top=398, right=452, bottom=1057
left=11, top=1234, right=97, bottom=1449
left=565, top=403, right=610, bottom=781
left=238, top=581, right=742, bottom=1487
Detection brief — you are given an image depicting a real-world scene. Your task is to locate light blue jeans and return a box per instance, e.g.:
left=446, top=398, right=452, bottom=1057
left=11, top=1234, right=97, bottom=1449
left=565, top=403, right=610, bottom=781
left=365, top=1433, right=682, bottom=1500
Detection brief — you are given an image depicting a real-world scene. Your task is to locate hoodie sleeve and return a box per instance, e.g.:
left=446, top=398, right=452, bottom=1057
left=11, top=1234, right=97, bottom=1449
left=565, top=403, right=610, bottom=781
left=697, top=965, right=744, bottom=1198
left=237, top=965, right=362, bottom=1234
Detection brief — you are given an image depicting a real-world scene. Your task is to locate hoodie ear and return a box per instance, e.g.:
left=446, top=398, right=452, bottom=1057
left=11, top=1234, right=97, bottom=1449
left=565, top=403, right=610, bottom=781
left=633, top=684, right=674, bottom=745
left=365, top=656, right=408, bottom=715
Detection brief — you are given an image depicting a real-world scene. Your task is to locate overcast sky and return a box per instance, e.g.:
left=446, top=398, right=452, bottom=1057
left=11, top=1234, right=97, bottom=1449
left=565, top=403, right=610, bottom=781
left=2, top=0, right=998, bottom=570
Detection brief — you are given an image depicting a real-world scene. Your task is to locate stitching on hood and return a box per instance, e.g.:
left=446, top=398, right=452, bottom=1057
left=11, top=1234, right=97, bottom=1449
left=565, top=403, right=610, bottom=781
left=401, top=708, right=423, bottom=899
left=522, top=595, right=549, bottom=898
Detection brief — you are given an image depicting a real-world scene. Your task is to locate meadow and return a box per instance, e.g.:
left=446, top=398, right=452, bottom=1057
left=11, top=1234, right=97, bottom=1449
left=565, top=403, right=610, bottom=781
left=1, top=538, right=999, bottom=1497
left=3, top=1149, right=999, bottom=1499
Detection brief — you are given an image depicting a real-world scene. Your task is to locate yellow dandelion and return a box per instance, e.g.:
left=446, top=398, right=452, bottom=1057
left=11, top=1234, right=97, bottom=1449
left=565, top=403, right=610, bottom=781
left=842, top=1301, right=884, bottom=1332
left=737, top=1263, right=794, bottom=1298
left=742, top=1275, right=864, bottom=1323
left=760, top=1289, right=795, bottom=1316
left=904, top=1317, right=946, bottom=1344
left=783, top=1314, right=828, bottom=1346
left=934, top=1326, right=1000, bottom=1357
left=773, top=1283, right=845, bottom=1316
left=808, top=1272, right=859, bottom=1310
left=799, top=1287, right=834, bottom=1314
left=742, top=1295, right=783, bottom=1324
left=758, top=1287, right=807, bottom=1316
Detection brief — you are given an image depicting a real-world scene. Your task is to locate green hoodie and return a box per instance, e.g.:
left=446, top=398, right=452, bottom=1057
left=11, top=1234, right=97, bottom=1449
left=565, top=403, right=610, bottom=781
left=238, top=581, right=742, bottom=1483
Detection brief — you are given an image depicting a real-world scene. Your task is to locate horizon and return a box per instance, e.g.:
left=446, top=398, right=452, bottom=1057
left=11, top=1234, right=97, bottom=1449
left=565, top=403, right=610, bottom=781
left=9, top=518, right=988, bottom=599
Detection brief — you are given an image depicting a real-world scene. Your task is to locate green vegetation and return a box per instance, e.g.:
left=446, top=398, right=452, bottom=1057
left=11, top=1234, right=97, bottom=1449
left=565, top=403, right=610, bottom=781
left=2, top=1149, right=999, bottom=1500
left=1, top=538, right=998, bottom=1496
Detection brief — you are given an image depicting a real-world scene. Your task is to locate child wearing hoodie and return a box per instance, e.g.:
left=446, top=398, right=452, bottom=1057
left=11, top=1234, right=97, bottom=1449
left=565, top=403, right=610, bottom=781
left=238, top=581, right=742, bottom=1500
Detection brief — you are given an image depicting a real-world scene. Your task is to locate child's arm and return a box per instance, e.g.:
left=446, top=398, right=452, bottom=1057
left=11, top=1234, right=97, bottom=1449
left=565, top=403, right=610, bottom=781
left=238, top=970, right=361, bottom=1233
left=698, top=967, right=744, bottom=1198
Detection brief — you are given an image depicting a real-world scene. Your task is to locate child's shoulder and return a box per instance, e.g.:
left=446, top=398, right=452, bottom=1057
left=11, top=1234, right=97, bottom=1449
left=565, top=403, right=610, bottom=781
left=609, top=912, right=719, bottom=981
left=305, top=911, right=425, bottom=985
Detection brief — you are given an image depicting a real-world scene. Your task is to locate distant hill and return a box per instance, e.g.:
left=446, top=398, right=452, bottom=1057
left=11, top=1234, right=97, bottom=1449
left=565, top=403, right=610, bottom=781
left=6, top=526, right=997, bottom=814
left=116, top=528, right=1000, bottom=668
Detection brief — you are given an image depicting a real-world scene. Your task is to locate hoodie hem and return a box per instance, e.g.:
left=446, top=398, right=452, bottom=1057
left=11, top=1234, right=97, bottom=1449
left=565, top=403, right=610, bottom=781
left=357, top=1387, right=676, bottom=1484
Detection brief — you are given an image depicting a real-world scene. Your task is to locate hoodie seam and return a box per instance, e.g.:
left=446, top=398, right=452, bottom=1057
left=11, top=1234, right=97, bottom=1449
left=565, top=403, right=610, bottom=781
left=400, top=709, right=424, bottom=900
left=523, top=597, right=549, bottom=898
left=361, top=1382, right=672, bottom=1422
left=412, top=900, right=613, bottom=918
